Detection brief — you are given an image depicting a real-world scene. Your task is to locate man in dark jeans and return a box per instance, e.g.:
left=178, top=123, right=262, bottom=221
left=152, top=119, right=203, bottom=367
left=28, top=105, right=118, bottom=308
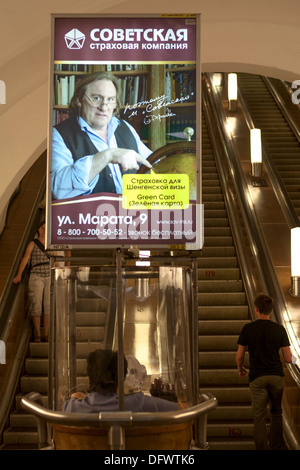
left=236, top=294, right=292, bottom=450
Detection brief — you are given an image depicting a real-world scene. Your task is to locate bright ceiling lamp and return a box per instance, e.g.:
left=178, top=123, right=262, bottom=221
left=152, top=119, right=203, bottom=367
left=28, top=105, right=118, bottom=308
left=228, top=73, right=237, bottom=111
left=291, top=227, right=300, bottom=296
left=250, top=128, right=263, bottom=177
left=212, top=73, right=222, bottom=87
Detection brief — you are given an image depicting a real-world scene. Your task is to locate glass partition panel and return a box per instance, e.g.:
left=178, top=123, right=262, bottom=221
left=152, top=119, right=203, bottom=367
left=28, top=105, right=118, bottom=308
left=53, top=264, right=193, bottom=411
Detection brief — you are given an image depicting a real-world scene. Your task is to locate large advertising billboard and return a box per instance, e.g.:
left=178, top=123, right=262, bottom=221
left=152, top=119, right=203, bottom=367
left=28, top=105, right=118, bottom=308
left=46, top=14, right=202, bottom=250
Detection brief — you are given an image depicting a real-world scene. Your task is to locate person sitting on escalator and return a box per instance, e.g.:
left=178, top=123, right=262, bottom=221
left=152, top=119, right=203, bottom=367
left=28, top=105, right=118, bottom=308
left=62, top=349, right=180, bottom=413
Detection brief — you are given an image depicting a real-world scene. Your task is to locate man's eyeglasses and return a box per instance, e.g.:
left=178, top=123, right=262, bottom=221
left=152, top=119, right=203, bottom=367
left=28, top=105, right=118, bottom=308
left=84, top=93, right=117, bottom=108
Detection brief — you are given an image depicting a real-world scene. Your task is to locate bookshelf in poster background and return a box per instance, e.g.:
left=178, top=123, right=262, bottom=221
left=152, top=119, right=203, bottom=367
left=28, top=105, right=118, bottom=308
left=53, top=63, right=196, bottom=144
left=165, top=64, right=196, bottom=142
left=53, top=63, right=148, bottom=124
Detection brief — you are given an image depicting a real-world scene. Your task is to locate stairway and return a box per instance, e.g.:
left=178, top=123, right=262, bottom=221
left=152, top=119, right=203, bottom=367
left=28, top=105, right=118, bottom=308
left=0, top=152, right=46, bottom=297
left=238, top=73, right=300, bottom=219
left=199, top=116, right=254, bottom=450
left=0, top=279, right=110, bottom=450
left=0, top=341, right=49, bottom=449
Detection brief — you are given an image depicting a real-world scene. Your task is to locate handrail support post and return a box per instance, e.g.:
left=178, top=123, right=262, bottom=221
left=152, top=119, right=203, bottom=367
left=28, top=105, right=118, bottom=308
left=108, top=424, right=125, bottom=450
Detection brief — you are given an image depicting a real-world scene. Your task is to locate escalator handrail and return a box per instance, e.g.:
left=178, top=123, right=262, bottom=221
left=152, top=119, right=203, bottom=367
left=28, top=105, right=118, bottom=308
left=202, top=76, right=267, bottom=317
left=0, top=171, right=45, bottom=441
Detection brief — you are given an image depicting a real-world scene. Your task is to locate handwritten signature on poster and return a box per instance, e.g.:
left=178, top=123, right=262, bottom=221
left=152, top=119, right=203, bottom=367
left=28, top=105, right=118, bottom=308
left=124, top=92, right=195, bottom=124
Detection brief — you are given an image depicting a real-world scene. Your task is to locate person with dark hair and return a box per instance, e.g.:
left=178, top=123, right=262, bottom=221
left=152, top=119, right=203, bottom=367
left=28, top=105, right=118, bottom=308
left=13, top=221, right=50, bottom=342
left=52, top=72, right=152, bottom=200
left=236, top=293, right=293, bottom=450
left=62, top=349, right=179, bottom=413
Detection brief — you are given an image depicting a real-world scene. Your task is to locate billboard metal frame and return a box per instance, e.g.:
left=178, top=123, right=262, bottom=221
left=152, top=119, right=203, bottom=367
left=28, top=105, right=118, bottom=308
left=46, top=13, right=202, bottom=251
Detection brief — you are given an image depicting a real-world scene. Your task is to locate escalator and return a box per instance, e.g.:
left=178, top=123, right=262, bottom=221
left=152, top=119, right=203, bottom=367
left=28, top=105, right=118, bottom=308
left=0, top=153, right=46, bottom=449
left=208, top=72, right=300, bottom=448
left=0, top=152, right=46, bottom=298
left=0, top=270, right=115, bottom=449
left=199, top=116, right=253, bottom=449
left=1, top=112, right=254, bottom=450
left=1, top=74, right=300, bottom=451
left=237, top=73, right=300, bottom=221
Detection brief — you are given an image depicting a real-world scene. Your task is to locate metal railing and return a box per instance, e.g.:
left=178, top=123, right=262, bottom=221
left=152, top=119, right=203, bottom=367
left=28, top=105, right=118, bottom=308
left=21, top=391, right=217, bottom=450
left=0, top=171, right=46, bottom=441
